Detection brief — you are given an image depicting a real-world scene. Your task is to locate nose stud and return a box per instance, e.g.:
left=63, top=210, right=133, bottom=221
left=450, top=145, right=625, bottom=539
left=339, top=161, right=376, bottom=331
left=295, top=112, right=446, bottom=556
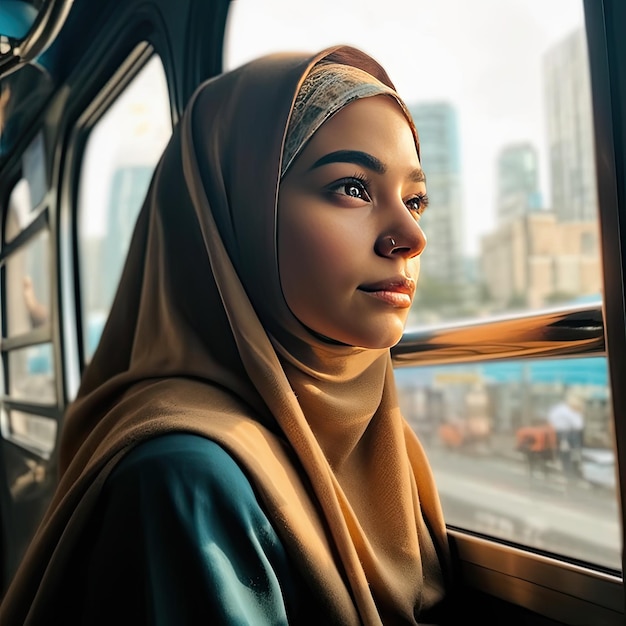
left=389, top=237, right=396, bottom=248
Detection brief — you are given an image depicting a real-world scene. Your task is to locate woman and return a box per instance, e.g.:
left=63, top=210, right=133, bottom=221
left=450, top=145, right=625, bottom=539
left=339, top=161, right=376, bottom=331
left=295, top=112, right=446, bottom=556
left=0, top=45, right=455, bottom=625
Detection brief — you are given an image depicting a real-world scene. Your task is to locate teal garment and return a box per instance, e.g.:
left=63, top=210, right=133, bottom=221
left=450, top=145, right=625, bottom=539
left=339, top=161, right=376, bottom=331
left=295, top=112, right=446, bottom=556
left=79, top=433, right=311, bottom=625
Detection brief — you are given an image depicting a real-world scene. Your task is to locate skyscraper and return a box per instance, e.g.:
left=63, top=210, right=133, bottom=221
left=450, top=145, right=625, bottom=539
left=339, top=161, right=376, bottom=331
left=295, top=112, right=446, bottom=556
left=543, top=28, right=597, bottom=221
left=409, top=102, right=463, bottom=288
left=496, top=143, right=542, bottom=224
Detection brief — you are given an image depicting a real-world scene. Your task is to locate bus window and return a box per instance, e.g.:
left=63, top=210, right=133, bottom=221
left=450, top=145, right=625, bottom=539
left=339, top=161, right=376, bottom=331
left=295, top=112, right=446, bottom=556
left=2, top=146, right=54, bottom=454
left=7, top=345, right=55, bottom=404
left=76, top=54, right=172, bottom=365
left=3, top=409, right=56, bottom=457
left=5, top=133, right=47, bottom=243
left=5, top=228, right=50, bottom=338
left=225, top=0, right=620, bottom=572
left=395, top=355, right=618, bottom=570
left=225, top=2, right=596, bottom=323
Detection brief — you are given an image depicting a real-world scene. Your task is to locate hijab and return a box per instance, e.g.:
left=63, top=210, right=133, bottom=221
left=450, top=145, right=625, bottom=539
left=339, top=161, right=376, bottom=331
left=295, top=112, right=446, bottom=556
left=0, top=45, right=451, bottom=625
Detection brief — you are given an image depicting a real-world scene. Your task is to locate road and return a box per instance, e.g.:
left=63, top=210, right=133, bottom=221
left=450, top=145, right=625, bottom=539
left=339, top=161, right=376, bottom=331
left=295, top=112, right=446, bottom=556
left=422, top=442, right=621, bottom=571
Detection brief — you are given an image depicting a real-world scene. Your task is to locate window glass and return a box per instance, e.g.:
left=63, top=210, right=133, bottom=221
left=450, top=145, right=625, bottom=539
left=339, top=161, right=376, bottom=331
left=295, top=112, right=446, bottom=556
left=225, top=0, right=619, bottom=571
left=4, top=228, right=50, bottom=337
left=5, top=410, right=57, bottom=456
left=6, top=179, right=33, bottom=242
left=77, top=55, right=172, bottom=362
left=7, top=344, right=55, bottom=404
left=5, top=133, right=47, bottom=243
left=396, top=356, right=619, bottom=570
left=21, top=132, right=47, bottom=211
left=225, top=0, right=597, bottom=325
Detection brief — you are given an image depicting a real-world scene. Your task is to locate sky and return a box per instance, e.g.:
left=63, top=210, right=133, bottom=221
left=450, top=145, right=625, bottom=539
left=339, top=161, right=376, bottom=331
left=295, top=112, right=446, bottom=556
left=223, top=0, right=586, bottom=256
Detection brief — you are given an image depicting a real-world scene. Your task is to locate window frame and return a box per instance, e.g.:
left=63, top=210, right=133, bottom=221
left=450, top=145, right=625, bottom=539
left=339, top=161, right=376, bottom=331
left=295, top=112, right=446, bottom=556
left=59, top=42, right=171, bottom=400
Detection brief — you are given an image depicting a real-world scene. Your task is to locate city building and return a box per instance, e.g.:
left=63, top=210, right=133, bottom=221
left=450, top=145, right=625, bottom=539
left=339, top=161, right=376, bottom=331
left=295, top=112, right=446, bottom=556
left=481, top=212, right=601, bottom=310
left=409, top=102, right=464, bottom=290
left=543, top=28, right=597, bottom=222
left=496, top=143, right=542, bottom=224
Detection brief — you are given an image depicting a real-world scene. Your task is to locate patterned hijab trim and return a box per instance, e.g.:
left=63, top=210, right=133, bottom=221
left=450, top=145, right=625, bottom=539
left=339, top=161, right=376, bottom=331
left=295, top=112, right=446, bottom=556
left=281, top=61, right=419, bottom=177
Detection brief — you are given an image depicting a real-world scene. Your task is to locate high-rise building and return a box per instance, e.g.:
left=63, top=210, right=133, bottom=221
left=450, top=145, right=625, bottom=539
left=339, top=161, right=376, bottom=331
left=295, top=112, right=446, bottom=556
left=543, top=28, right=597, bottom=221
left=481, top=212, right=601, bottom=311
left=496, top=143, right=542, bottom=224
left=99, top=164, right=154, bottom=309
left=409, top=102, right=463, bottom=288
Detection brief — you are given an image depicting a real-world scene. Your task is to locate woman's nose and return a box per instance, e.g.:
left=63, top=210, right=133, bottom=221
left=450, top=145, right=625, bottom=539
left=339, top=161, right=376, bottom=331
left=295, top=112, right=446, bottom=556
left=374, top=208, right=427, bottom=259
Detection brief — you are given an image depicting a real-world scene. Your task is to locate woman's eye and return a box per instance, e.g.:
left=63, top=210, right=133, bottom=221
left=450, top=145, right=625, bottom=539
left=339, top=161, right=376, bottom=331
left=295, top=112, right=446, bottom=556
left=406, top=193, right=429, bottom=216
left=345, top=183, right=365, bottom=198
left=329, top=177, right=371, bottom=202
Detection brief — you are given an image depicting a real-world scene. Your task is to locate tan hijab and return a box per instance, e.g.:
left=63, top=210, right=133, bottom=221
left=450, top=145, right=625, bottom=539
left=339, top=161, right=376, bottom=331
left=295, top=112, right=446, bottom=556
left=0, top=45, right=450, bottom=625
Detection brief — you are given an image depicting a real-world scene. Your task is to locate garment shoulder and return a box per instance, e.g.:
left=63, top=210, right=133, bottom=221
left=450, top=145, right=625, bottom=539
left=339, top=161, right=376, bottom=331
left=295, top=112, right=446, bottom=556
left=84, top=433, right=305, bottom=625
left=105, top=432, right=281, bottom=539
left=110, top=432, right=254, bottom=496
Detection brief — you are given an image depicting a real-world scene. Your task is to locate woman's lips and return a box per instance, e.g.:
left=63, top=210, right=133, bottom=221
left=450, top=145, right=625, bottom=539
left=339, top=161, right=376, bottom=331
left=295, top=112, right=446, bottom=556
left=358, top=277, right=416, bottom=308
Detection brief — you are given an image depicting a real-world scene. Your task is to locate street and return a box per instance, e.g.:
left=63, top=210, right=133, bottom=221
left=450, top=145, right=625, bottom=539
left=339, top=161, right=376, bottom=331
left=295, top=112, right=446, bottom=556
left=423, top=442, right=621, bottom=571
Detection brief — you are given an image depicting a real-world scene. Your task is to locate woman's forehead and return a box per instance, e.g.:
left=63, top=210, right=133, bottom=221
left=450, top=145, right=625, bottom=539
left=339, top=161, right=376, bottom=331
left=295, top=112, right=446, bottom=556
left=291, top=96, right=420, bottom=172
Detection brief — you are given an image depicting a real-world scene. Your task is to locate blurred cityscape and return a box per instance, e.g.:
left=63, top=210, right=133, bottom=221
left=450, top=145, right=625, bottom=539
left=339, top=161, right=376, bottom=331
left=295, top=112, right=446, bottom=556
left=407, top=27, right=600, bottom=327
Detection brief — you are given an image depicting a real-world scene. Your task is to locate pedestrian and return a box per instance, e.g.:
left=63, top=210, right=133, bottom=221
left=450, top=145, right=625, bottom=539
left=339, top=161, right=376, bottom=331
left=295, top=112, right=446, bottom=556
left=547, top=391, right=585, bottom=478
left=0, top=45, right=455, bottom=625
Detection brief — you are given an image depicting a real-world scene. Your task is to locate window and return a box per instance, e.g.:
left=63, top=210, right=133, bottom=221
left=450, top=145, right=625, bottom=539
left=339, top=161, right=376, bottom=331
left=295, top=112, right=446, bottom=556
left=396, top=355, right=617, bottom=570
left=5, top=229, right=50, bottom=338
left=77, top=54, right=172, bottom=363
left=225, top=0, right=619, bottom=572
left=1, top=134, right=55, bottom=455
left=5, top=133, right=47, bottom=243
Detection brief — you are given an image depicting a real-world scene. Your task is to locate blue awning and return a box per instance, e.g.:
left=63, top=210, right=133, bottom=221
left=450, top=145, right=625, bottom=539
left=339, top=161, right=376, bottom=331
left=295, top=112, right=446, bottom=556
left=395, top=357, right=608, bottom=388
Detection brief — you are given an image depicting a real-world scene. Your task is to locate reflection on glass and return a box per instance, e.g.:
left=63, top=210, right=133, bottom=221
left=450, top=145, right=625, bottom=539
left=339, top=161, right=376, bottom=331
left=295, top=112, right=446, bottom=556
left=78, top=54, right=172, bottom=363
left=395, top=356, right=620, bottom=570
left=4, top=228, right=50, bottom=337
left=8, top=344, right=55, bottom=404
left=6, top=179, right=32, bottom=241
left=7, top=410, right=56, bottom=457
left=21, top=132, right=47, bottom=211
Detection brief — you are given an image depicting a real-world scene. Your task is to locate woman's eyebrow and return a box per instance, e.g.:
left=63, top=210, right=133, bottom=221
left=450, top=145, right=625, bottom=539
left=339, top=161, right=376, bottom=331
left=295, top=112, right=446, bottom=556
left=309, top=150, right=386, bottom=174
left=409, top=168, right=426, bottom=183
left=309, top=150, right=426, bottom=184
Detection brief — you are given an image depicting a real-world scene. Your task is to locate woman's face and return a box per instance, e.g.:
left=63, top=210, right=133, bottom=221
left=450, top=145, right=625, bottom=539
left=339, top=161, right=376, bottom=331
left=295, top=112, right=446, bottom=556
left=278, top=94, right=427, bottom=349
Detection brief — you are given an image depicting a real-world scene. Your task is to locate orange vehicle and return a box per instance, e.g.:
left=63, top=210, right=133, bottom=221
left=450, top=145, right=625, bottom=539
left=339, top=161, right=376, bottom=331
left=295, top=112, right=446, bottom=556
left=516, top=423, right=558, bottom=454
left=516, top=423, right=558, bottom=477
